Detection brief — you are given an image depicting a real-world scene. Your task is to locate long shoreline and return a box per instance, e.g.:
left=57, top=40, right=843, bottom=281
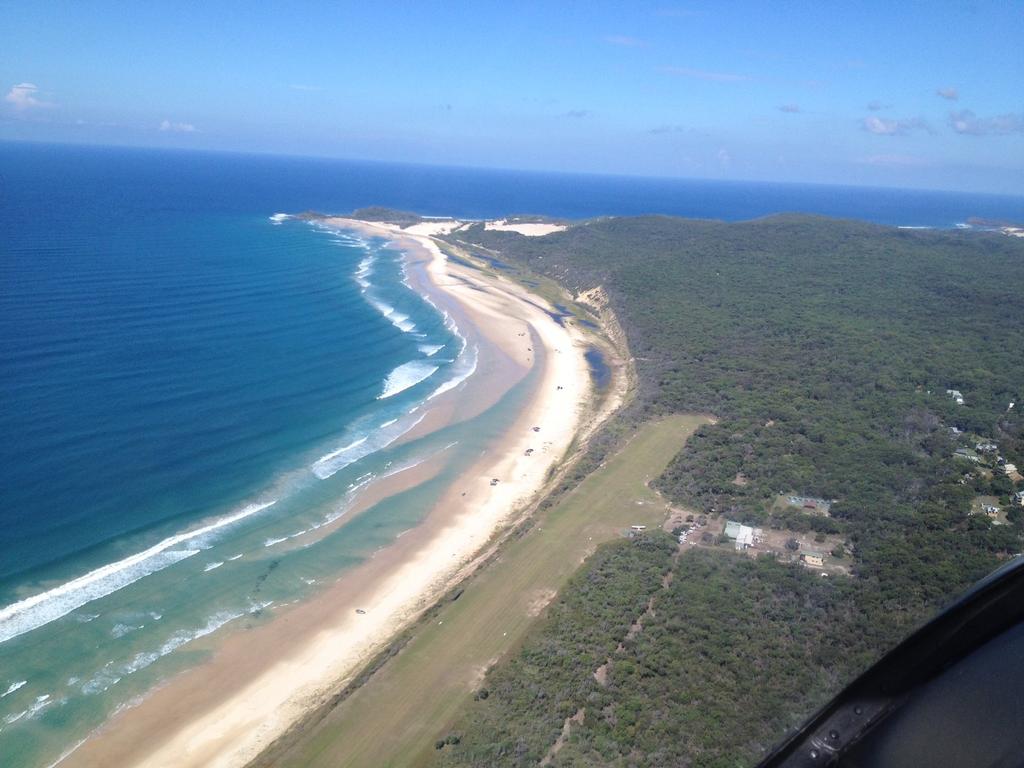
left=60, top=218, right=602, bottom=768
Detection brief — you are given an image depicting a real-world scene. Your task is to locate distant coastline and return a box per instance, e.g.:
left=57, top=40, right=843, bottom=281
left=5, top=142, right=1023, bottom=228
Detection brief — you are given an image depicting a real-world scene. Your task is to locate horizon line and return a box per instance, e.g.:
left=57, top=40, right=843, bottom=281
left=2, top=137, right=1023, bottom=201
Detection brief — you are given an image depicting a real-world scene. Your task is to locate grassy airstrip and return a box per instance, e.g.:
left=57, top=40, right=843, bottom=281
left=265, top=413, right=709, bottom=768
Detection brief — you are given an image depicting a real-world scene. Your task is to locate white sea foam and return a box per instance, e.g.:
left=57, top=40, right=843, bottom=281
left=264, top=528, right=309, bottom=547
left=391, top=312, right=417, bottom=332
left=378, top=361, right=439, bottom=400
left=316, top=473, right=376, bottom=527
left=366, top=297, right=418, bottom=334
left=436, top=308, right=469, bottom=360
left=43, top=736, right=89, bottom=768
left=351, top=248, right=422, bottom=334
left=349, top=471, right=374, bottom=489
left=203, top=561, right=224, bottom=572
left=1, top=680, right=26, bottom=698
left=3, top=709, right=26, bottom=725
left=379, top=418, right=398, bottom=428
left=311, top=512, right=340, bottom=529
left=4, top=694, right=52, bottom=725
left=418, top=344, right=444, bottom=357
left=315, top=436, right=368, bottom=466
left=0, top=501, right=276, bottom=645
left=80, top=672, right=120, bottom=696
left=428, top=344, right=478, bottom=400
left=331, top=235, right=365, bottom=247
left=311, top=411, right=426, bottom=481
left=379, top=441, right=458, bottom=481
left=440, top=308, right=459, bottom=335
left=269, top=213, right=290, bottom=224
left=110, top=623, right=140, bottom=639
left=227, top=554, right=243, bottom=561
left=80, top=605, right=264, bottom=697
left=354, top=254, right=374, bottom=289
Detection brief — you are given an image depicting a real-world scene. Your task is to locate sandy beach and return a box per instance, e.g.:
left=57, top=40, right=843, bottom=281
left=61, top=218, right=600, bottom=768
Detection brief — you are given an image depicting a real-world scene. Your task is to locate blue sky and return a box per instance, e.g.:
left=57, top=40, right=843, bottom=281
left=3, top=1, right=1022, bottom=193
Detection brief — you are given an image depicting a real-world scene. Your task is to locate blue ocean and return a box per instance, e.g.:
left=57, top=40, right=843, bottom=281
left=0, top=141, right=1022, bottom=766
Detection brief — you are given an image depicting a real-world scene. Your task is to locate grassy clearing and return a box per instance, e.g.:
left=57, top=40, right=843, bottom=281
left=270, top=413, right=710, bottom=768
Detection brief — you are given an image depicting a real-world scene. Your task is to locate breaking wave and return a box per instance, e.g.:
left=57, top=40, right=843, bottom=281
left=78, top=604, right=268, bottom=696
left=0, top=501, right=276, bottom=645
left=1, top=681, right=26, bottom=698
left=366, top=297, right=417, bottom=333
left=429, top=344, right=478, bottom=400
left=378, top=361, right=440, bottom=399
left=311, top=412, right=427, bottom=480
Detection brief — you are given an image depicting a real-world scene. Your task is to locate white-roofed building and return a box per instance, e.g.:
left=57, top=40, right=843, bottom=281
left=735, top=526, right=754, bottom=550
left=724, top=520, right=755, bottom=551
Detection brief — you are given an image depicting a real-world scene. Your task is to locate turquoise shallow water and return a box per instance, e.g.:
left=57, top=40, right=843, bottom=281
left=0, top=355, right=533, bottom=767
left=0, top=198, right=500, bottom=764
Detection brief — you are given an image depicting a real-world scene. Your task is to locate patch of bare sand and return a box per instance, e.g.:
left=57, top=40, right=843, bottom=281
left=484, top=219, right=567, bottom=236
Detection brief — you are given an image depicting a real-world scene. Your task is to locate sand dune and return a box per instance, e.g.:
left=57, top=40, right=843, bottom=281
left=484, top=219, right=567, bottom=236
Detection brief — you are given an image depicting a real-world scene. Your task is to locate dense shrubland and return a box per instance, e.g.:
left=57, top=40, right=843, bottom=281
left=440, top=216, right=1024, bottom=766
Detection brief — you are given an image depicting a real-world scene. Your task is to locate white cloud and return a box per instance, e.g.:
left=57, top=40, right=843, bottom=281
left=935, top=86, right=959, bottom=101
left=862, top=115, right=929, bottom=136
left=159, top=119, right=197, bottom=133
left=5, top=82, right=54, bottom=111
left=717, top=148, right=731, bottom=167
left=863, top=116, right=899, bottom=135
left=948, top=109, right=1024, bottom=136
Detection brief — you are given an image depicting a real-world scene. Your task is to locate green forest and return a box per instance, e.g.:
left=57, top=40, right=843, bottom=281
left=442, top=537, right=871, bottom=768
left=437, top=215, right=1024, bottom=766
